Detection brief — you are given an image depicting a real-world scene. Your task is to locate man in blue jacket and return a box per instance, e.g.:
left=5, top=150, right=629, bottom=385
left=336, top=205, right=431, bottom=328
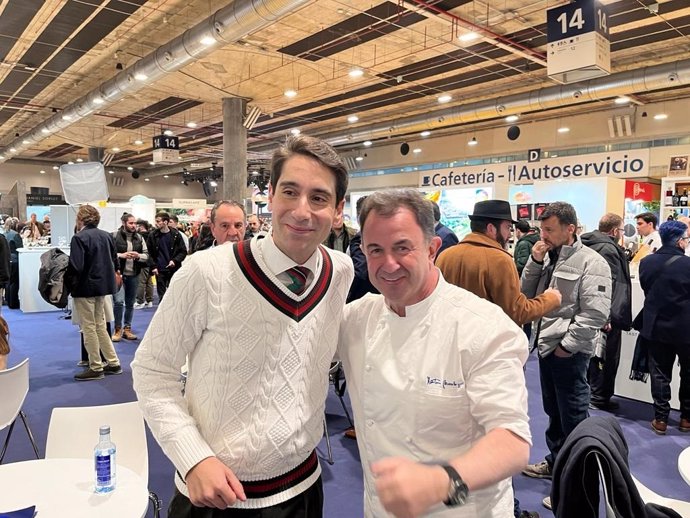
left=66, top=205, right=122, bottom=381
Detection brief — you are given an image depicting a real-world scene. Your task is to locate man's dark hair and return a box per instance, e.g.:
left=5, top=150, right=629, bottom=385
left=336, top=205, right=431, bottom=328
left=431, top=201, right=441, bottom=223
left=155, top=211, right=170, bottom=222
left=121, top=212, right=134, bottom=224
left=359, top=189, right=435, bottom=242
left=356, top=195, right=368, bottom=218
left=470, top=218, right=503, bottom=234
left=170, top=214, right=179, bottom=223
left=78, top=205, right=101, bottom=227
left=515, top=220, right=531, bottom=233
left=539, top=202, right=577, bottom=226
left=635, top=211, right=658, bottom=229
left=210, top=200, right=245, bottom=224
left=270, top=135, right=349, bottom=206
left=598, top=213, right=623, bottom=234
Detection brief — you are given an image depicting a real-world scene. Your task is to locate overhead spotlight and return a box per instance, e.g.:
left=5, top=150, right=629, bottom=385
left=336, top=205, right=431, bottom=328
left=363, top=140, right=372, bottom=147
left=614, top=96, right=630, bottom=105
left=186, top=122, right=197, bottom=128
left=76, top=158, right=83, bottom=162
left=108, top=170, right=114, bottom=174
left=355, top=156, right=364, bottom=162
left=163, top=129, right=174, bottom=136
left=115, top=63, right=124, bottom=71
left=348, top=67, right=364, bottom=78
left=654, top=113, right=668, bottom=120
left=458, top=31, right=479, bottom=43
left=131, top=171, right=140, bottom=179
left=134, top=139, right=143, bottom=145
left=134, top=73, right=147, bottom=81
left=163, top=175, right=169, bottom=178
left=52, top=166, right=58, bottom=170
left=22, top=140, right=30, bottom=145
left=200, top=36, right=216, bottom=46
left=144, top=178, right=150, bottom=182
left=412, top=148, right=422, bottom=154
left=505, top=115, right=519, bottom=123
left=127, top=166, right=133, bottom=171
left=557, top=126, right=570, bottom=133
left=210, top=180, right=218, bottom=187
left=284, top=89, right=297, bottom=98
left=290, top=128, right=300, bottom=136
left=39, top=170, right=45, bottom=174
left=438, top=94, right=452, bottom=103
left=347, top=115, right=359, bottom=123
left=468, top=137, right=478, bottom=146
left=62, top=114, right=72, bottom=121
left=420, top=130, right=431, bottom=137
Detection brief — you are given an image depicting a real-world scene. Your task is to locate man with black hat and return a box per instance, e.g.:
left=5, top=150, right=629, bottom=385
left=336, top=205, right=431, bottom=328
left=437, top=200, right=561, bottom=326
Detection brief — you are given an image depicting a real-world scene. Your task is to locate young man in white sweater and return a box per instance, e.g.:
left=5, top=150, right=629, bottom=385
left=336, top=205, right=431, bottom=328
left=132, top=136, right=353, bottom=518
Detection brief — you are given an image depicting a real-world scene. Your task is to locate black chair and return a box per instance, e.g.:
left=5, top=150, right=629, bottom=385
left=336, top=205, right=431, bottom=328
left=322, top=361, right=354, bottom=464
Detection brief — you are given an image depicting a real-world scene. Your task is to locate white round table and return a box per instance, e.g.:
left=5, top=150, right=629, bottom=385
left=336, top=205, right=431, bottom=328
left=0, top=458, right=149, bottom=518
left=679, top=446, right=690, bottom=486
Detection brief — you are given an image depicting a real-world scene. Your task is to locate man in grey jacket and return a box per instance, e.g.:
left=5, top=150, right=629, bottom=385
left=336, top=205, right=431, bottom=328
left=519, top=202, right=611, bottom=511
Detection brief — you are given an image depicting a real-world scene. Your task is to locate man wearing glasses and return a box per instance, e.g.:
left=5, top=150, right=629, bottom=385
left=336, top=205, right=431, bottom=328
left=581, top=213, right=633, bottom=411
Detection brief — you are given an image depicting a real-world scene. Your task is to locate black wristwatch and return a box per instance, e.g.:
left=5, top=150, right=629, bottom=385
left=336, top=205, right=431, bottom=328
left=440, top=464, right=469, bottom=507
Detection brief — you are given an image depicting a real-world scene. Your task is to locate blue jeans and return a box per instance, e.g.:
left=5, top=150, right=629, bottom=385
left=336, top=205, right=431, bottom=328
left=113, top=274, right=138, bottom=328
left=539, top=351, right=590, bottom=468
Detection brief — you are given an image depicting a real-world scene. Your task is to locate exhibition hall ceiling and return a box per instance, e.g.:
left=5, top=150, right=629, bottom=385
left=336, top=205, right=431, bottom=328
left=1, top=0, right=690, bottom=171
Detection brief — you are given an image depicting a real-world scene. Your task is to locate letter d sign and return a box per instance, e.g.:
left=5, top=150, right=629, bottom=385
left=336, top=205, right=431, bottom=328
left=528, top=149, right=541, bottom=163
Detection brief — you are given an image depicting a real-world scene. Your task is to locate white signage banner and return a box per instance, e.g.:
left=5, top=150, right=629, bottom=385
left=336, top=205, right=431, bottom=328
left=418, top=149, right=650, bottom=189
left=171, top=198, right=208, bottom=208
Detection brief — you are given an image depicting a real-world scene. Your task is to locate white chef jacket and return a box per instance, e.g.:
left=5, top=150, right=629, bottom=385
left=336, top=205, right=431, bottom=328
left=643, top=230, right=662, bottom=253
left=338, top=275, right=531, bottom=518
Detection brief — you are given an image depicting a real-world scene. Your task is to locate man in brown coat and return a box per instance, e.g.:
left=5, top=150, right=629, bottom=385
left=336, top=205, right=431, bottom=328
left=437, top=199, right=561, bottom=326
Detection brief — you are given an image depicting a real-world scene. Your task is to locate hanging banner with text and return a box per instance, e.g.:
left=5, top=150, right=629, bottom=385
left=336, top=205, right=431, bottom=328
left=418, top=149, right=650, bottom=189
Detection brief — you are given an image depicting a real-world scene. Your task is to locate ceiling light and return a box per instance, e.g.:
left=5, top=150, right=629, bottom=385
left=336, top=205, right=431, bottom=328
left=92, top=96, right=104, bottom=105
left=209, top=180, right=218, bottom=187
left=134, top=139, right=143, bottom=145
left=22, top=140, right=30, bottom=145
left=654, top=113, right=668, bottom=120
left=458, top=31, right=480, bottom=42
left=149, top=161, right=155, bottom=165
left=108, top=170, right=114, bottom=174
left=178, top=156, right=183, bottom=160
left=23, top=63, right=37, bottom=71
left=186, top=122, right=197, bottom=128
left=355, top=156, right=364, bottom=161
left=290, top=128, right=301, bottom=136
left=41, top=128, right=49, bottom=134
left=76, top=158, right=83, bottom=162
left=284, top=89, right=297, bottom=98
left=127, top=166, right=133, bottom=171
left=412, top=148, right=422, bottom=153
left=67, top=161, right=74, bottom=165
left=9, top=148, right=16, bottom=153
left=163, top=175, right=169, bottom=178
left=39, top=170, right=45, bottom=174
left=468, top=137, right=478, bottom=146
left=52, top=166, right=58, bottom=170
left=62, top=114, right=72, bottom=121
left=557, top=126, right=570, bottom=133
left=200, top=36, right=216, bottom=46
left=144, top=178, right=150, bottom=182
left=347, top=115, right=359, bottom=123
left=115, top=63, right=124, bottom=71
left=0, top=155, right=4, bottom=160
left=505, top=115, right=519, bottom=123
left=438, top=94, right=452, bottom=103
left=163, top=129, right=174, bottom=136
left=112, top=147, right=120, bottom=152
left=134, top=73, right=148, bottom=81
left=363, top=140, right=372, bottom=147
left=420, top=130, right=431, bottom=137
left=614, top=96, right=630, bottom=105
left=348, top=67, right=364, bottom=78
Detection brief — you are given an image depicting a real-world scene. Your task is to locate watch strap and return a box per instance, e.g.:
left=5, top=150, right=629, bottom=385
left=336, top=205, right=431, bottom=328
left=440, top=464, right=468, bottom=507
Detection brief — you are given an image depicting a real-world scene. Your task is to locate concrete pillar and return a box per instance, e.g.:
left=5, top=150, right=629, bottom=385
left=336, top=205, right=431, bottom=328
left=88, top=147, right=104, bottom=162
left=222, top=98, right=247, bottom=203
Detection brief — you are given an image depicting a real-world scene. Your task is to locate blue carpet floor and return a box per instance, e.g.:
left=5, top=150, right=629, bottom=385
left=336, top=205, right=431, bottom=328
left=2, top=304, right=689, bottom=517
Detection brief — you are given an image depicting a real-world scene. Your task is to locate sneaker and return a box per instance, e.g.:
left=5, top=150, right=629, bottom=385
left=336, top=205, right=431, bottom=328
left=76, top=360, right=88, bottom=367
left=519, top=512, right=540, bottom=518
left=122, top=326, right=138, bottom=340
left=74, top=368, right=104, bottom=381
left=522, top=460, right=552, bottom=479
left=112, top=326, right=122, bottom=342
left=542, top=496, right=552, bottom=510
left=651, top=419, right=667, bottom=435
left=133, top=302, right=145, bottom=309
left=146, top=301, right=153, bottom=308
left=103, top=364, right=123, bottom=375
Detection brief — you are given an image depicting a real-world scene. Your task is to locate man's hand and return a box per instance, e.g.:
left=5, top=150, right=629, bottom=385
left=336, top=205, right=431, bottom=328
left=167, top=260, right=176, bottom=269
left=544, top=287, right=562, bottom=305
left=152, top=268, right=158, bottom=276
left=602, top=323, right=612, bottom=333
left=531, top=241, right=550, bottom=263
left=185, top=457, right=246, bottom=509
left=553, top=345, right=573, bottom=358
left=370, top=457, right=448, bottom=518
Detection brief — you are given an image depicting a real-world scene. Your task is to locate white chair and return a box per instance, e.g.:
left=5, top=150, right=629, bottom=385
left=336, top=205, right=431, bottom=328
left=0, top=358, right=40, bottom=463
left=632, top=474, right=690, bottom=516
left=45, top=401, right=162, bottom=517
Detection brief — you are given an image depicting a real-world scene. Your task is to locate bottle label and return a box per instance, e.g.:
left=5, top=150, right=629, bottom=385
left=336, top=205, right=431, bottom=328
left=96, top=454, right=112, bottom=485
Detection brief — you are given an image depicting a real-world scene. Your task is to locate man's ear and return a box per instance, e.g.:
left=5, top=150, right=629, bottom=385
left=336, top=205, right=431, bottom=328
left=335, top=199, right=345, bottom=218
left=267, top=183, right=274, bottom=211
left=429, top=235, right=442, bottom=260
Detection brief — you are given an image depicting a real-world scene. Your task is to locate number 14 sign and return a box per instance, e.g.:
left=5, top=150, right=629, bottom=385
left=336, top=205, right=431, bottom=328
left=546, top=0, right=611, bottom=84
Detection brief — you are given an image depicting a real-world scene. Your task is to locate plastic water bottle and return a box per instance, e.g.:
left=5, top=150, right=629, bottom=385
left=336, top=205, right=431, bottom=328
left=94, top=425, right=116, bottom=493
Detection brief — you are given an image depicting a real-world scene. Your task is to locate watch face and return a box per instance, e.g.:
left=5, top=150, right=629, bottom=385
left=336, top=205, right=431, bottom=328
left=442, top=465, right=469, bottom=507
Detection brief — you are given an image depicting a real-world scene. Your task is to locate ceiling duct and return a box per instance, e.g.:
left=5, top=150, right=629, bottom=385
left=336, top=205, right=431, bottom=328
left=276, top=58, right=690, bottom=150
left=0, top=0, right=310, bottom=163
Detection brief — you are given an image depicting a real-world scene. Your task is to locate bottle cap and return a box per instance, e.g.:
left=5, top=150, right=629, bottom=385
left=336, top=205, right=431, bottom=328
left=99, top=425, right=110, bottom=434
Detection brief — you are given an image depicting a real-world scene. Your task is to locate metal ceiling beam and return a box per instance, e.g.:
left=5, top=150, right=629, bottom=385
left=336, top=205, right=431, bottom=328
left=0, top=0, right=311, bottom=163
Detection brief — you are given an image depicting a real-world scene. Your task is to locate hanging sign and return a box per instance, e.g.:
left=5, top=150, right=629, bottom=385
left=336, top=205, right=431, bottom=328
left=152, top=134, right=180, bottom=164
left=547, top=0, right=611, bottom=83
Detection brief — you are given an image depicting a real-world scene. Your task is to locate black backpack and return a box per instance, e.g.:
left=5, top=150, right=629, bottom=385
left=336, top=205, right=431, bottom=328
left=38, top=248, right=70, bottom=308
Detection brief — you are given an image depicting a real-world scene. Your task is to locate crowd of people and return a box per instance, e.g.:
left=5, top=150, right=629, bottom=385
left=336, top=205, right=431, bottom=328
left=1, top=135, right=688, bottom=518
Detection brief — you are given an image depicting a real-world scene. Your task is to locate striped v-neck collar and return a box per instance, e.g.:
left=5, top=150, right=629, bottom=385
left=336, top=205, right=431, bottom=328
left=234, top=240, right=333, bottom=322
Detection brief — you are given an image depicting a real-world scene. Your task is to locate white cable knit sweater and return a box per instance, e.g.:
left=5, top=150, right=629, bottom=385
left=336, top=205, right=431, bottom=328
left=132, top=237, right=353, bottom=508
